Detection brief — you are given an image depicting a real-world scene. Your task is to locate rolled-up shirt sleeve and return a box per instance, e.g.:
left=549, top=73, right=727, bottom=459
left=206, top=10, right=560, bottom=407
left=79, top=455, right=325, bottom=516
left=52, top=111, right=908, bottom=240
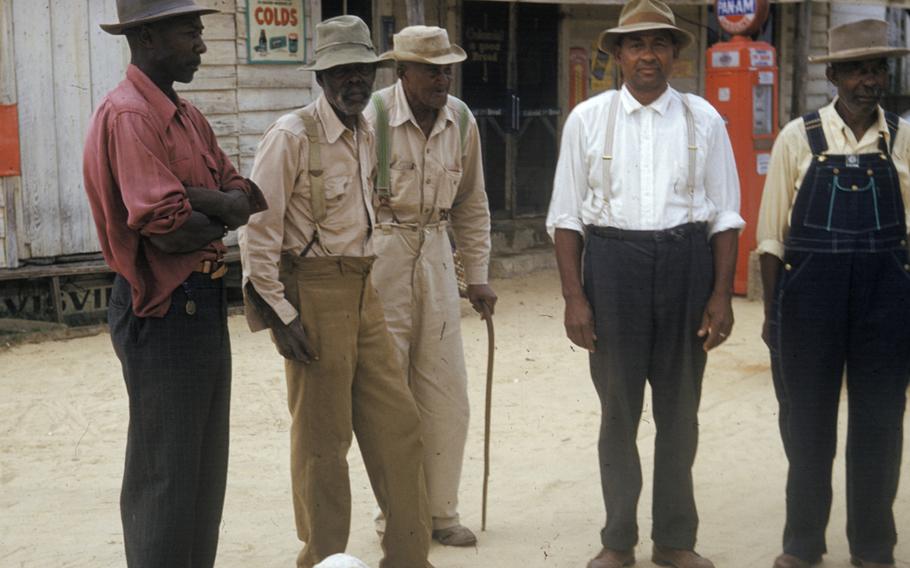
left=546, top=108, right=589, bottom=240
left=756, top=121, right=804, bottom=260
left=450, top=113, right=491, bottom=285
left=107, top=111, right=191, bottom=236
left=240, top=126, right=301, bottom=331
left=704, top=113, right=745, bottom=236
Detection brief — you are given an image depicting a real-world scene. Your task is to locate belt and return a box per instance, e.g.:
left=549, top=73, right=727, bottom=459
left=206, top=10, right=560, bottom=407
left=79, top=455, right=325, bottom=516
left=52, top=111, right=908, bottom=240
left=586, top=222, right=707, bottom=242
left=195, top=259, right=228, bottom=279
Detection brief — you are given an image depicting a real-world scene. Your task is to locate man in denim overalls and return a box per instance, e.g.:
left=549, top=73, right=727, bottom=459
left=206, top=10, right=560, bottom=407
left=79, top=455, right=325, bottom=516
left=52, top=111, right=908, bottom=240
left=757, top=19, right=910, bottom=568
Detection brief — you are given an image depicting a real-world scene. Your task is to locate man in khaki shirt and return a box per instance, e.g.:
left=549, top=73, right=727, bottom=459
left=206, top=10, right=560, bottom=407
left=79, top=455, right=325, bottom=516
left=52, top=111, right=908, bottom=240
left=238, top=16, right=432, bottom=568
left=757, top=19, right=910, bottom=568
left=364, top=25, right=496, bottom=547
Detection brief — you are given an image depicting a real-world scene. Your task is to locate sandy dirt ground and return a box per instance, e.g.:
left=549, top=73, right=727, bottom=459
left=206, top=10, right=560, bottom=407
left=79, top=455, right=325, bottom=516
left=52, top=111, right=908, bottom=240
left=1, top=269, right=908, bottom=568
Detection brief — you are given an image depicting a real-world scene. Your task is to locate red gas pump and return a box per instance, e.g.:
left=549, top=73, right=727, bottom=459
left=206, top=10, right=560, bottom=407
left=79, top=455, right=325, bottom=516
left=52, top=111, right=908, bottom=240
left=706, top=0, right=777, bottom=296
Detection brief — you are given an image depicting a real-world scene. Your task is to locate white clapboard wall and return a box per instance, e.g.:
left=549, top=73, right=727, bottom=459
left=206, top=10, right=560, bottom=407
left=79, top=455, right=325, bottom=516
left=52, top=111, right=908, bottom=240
left=3, top=0, right=319, bottom=267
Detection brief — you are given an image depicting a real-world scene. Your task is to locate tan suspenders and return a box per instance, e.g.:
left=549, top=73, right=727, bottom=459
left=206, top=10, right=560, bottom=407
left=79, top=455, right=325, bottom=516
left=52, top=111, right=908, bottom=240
left=297, top=109, right=328, bottom=256
left=600, top=91, right=698, bottom=225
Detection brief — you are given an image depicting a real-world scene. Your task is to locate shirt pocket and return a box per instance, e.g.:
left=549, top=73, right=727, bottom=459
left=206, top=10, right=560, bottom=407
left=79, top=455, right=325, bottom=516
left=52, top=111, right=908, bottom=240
left=437, top=166, right=463, bottom=210
left=386, top=160, right=419, bottom=212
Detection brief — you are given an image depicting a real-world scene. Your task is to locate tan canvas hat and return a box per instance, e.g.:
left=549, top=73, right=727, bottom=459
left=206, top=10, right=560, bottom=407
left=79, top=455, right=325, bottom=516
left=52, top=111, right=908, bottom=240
left=379, top=25, right=467, bottom=65
left=100, top=0, right=218, bottom=35
left=809, top=19, right=910, bottom=64
left=598, top=0, right=694, bottom=52
left=300, top=15, right=382, bottom=71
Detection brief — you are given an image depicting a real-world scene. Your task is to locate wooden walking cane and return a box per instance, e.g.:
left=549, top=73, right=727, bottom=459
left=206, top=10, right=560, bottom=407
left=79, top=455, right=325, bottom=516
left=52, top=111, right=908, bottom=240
left=480, top=302, right=494, bottom=531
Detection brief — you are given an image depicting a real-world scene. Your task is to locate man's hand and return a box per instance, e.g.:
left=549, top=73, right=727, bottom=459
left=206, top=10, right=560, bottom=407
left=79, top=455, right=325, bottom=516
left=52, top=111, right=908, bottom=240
left=185, top=186, right=251, bottom=230
left=564, top=294, right=596, bottom=352
left=217, top=189, right=252, bottom=230
left=466, top=283, right=497, bottom=319
left=697, top=291, right=734, bottom=351
left=272, top=317, right=319, bottom=363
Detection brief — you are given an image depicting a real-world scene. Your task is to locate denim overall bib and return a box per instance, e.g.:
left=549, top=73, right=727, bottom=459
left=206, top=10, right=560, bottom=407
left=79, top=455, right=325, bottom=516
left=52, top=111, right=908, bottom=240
left=770, top=110, right=910, bottom=565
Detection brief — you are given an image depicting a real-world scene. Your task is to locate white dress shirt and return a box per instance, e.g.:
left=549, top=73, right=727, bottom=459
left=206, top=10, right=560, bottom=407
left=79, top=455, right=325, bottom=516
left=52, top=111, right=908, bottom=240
left=546, top=85, right=744, bottom=238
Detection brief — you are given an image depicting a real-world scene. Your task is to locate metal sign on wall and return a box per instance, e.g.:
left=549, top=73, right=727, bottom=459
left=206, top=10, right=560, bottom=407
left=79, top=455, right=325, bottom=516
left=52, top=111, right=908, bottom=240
left=246, top=0, right=306, bottom=64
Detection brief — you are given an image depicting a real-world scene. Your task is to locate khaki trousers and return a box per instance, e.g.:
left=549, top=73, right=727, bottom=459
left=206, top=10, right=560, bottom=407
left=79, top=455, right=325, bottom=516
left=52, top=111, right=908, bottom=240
left=371, top=224, right=470, bottom=530
left=278, top=255, right=432, bottom=568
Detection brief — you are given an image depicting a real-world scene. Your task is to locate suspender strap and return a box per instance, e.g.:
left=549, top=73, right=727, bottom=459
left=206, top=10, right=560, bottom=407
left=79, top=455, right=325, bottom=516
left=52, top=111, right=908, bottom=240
left=599, top=92, right=622, bottom=222
left=297, top=110, right=327, bottom=256
left=456, top=98, right=470, bottom=153
left=884, top=110, right=900, bottom=155
left=299, top=112, right=327, bottom=223
left=599, top=92, right=697, bottom=224
left=681, top=94, right=697, bottom=224
left=803, top=111, right=828, bottom=156
left=371, top=94, right=392, bottom=201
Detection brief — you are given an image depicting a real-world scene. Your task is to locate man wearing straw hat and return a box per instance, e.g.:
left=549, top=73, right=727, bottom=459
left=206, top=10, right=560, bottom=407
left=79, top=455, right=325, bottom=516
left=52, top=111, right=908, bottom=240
left=83, top=1, right=267, bottom=565
left=758, top=19, right=910, bottom=568
left=238, top=15, right=432, bottom=568
left=363, top=25, right=495, bottom=548
left=546, top=0, right=743, bottom=566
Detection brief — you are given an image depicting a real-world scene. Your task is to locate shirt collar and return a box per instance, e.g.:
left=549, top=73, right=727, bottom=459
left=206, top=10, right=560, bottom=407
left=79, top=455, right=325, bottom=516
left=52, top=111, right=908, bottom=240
left=822, top=97, right=889, bottom=147
left=390, top=80, right=456, bottom=130
left=126, top=64, right=182, bottom=124
left=315, top=94, right=369, bottom=143
left=619, top=83, right=675, bottom=116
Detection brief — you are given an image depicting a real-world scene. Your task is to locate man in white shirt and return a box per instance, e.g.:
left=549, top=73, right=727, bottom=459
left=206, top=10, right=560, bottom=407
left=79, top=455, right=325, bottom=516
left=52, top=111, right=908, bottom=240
left=546, top=1, right=742, bottom=567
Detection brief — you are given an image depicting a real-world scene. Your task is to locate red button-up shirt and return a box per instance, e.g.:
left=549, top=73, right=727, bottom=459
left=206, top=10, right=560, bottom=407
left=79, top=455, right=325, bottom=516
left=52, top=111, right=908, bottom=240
left=83, top=65, right=265, bottom=317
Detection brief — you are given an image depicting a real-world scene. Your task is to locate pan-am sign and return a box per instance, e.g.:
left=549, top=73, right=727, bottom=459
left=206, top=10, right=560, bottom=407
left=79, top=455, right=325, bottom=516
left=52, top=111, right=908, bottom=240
left=716, top=0, right=769, bottom=37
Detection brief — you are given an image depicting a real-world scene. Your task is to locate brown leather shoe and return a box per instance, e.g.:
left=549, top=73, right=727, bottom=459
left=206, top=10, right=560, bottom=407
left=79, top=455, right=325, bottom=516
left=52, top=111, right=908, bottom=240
left=773, top=553, right=817, bottom=568
left=850, top=557, right=895, bottom=568
left=586, top=547, right=635, bottom=568
left=652, top=544, right=714, bottom=568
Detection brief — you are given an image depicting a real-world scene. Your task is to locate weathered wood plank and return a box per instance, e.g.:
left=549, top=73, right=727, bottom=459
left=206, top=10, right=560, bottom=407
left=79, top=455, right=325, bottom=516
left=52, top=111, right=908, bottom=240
left=52, top=0, right=98, bottom=256
left=14, top=0, right=59, bottom=260
left=203, top=12, right=236, bottom=40
left=0, top=0, right=17, bottom=104
left=177, top=64, right=238, bottom=91
left=180, top=89, right=238, bottom=115
left=239, top=109, right=287, bottom=135
left=216, top=135, right=240, bottom=158
left=238, top=64, right=313, bottom=88
left=207, top=113, right=240, bottom=137
left=239, top=134, right=263, bottom=157
left=199, top=0, right=237, bottom=15
left=201, top=39, right=238, bottom=66
left=89, top=0, right=129, bottom=109
left=238, top=87, right=308, bottom=112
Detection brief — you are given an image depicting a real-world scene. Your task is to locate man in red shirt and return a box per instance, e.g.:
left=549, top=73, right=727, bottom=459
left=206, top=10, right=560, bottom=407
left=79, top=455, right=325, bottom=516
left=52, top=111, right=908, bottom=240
left=82, top=1, right=266, bottom=566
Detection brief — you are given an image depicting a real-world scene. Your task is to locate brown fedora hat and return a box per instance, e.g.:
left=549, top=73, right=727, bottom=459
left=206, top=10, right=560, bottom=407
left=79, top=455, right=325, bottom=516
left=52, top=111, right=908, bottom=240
left=598, top=0, right=694, bottom=52
left=809, top=19, right=910, bottom=64
left=378, top=25, right=467, bottom=65
left=100, top=0, right=218, bottom=35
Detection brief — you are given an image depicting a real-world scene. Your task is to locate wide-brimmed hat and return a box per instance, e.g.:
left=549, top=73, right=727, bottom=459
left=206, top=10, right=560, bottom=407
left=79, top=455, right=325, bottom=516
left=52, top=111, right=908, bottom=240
left=300, top=15, right=382, bottom=71
left=598, top=0, right=694, bottom=52
left=379, top=25, right=467, bottom=65
left=809, top=19, right=910, bottom=64
left=100, top=0, right=218, bottom=35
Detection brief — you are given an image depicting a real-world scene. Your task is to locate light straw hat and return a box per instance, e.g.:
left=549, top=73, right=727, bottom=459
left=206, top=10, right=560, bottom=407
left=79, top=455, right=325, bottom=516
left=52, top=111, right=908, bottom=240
left=300, top=15, right=382, bottom=71
left=809, top=19, right=910, bottom=64
left=597, top=0, right=694, bottom=52
left=100, top=0, right=217, bottom=35
left=379, top=25, right=467, bottom=65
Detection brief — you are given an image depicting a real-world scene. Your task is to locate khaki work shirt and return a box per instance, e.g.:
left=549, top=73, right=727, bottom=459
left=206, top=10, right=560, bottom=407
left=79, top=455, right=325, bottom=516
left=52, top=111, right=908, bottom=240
left=364, top=82, right=491, bottom=284
left=757, top=99, right=910, bottom=260
left=240, top=95, right=376, bottom=329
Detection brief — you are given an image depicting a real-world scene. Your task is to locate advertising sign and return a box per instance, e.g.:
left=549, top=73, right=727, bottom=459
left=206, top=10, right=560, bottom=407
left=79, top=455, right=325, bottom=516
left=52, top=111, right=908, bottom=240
left=247, top=0, right=306, bottom=64
left=716, top=0, right=769, bottom=37
left=569, top=48, right=588, bottom=110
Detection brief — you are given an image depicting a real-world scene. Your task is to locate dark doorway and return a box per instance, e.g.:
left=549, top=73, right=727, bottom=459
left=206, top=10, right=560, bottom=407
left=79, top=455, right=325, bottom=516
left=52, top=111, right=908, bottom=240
left=462, top=2, right=560, bottom=218
left=321, top=0, right=372, bottom=25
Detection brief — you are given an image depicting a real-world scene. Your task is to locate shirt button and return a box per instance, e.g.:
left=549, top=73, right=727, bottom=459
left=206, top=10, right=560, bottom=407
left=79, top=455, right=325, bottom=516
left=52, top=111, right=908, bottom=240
left=867, top=169, right=874, bottom=176
left=426, top=148, right=431, bottom=154
left=425, top=179, right=431, bottom=184
left=905, top=264, right=910, bottom=272
left=851, top=185, right=858, bottom=191
left=832, top=168, right=840, bottom=174
left=784, top=263, right=793, bottom=271
left=901, top=239, right=908, bottom=246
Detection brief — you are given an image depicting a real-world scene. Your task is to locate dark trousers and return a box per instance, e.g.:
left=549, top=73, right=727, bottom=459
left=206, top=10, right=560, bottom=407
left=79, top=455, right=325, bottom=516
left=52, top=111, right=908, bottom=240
left=108, top=274, right=231, bottom=568
left=583, top=226, right=713, bottom=551
left=769, top=249, right=910, bottom=564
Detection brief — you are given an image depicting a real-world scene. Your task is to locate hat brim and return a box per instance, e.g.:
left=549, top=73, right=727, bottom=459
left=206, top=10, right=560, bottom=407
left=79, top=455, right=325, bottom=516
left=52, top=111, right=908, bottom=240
left=100, top=6, right=219, bottom=35
left=299, top=44, right=384, bottom=71
left=809, top=46, right=910, bottom=64
left=377, top=45, right=467, bottom=65
left=598, top=23, right=695, bottom=52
